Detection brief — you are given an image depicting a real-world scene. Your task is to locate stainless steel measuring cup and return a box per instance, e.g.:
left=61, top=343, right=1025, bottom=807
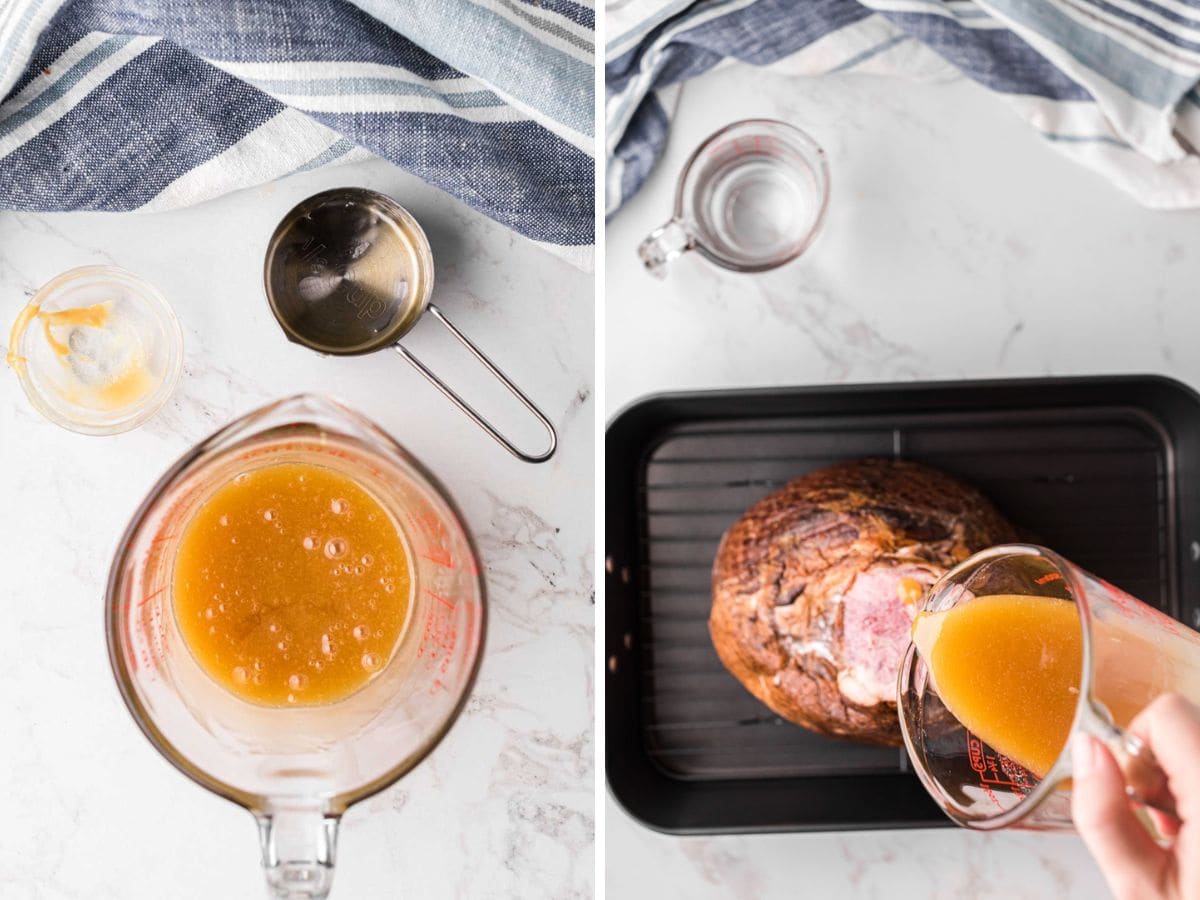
left=264, top=188, right=557, bottom=463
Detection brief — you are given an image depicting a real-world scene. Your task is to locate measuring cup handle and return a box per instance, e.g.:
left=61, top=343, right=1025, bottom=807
left=1085, top=712, right=1178, bottom=821
left=257, top=807, right=340, bottom=899
left=394, top=304, right=558, bottom=464
left=638, top=218, right=692, bottom=278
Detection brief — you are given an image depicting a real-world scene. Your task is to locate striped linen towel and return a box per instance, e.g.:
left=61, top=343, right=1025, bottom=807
left=607, top=0, right=1200, bottom=215
left=0, top=0, right=594, bottom=268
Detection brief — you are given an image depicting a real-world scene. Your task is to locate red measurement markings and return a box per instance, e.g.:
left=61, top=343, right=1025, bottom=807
left=417, top=601, right=460, bottom=692
left=137, top=587, right=165, bottom=608
left=425, top=589, right=455, bottom=610
left=131, top=590, right=168, bottom=675
left=967, top=733, right=1035, bottom=809
left=1104, top=580, right=1181, bottom=634
left=967, top=735, right=987, bottom=774
left=419, top=546, right=454, bottom=568
left=1034, top=573, right=1063, bottom=586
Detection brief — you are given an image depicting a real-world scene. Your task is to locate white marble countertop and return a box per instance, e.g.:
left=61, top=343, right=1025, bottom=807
left=0, top=159, right=593, bottom=899
left=605, top=64, right=1200, bottom=899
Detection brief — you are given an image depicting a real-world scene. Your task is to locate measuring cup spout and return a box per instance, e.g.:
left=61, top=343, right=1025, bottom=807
left=257, top=805, right=340, bottom=899
left=394, top=303, right=558, bottom=464
left=638, top=218, right=692, bottom=278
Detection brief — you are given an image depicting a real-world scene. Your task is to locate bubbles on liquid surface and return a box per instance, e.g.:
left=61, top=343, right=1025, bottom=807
left=204, top=607, right=215, bottom=620
left=276, top=641, right=288, bottom=652
left=218, top=515, right=229, bottom=527
left=288, top=673, right=309, bottom=691
left=361, top=652, right=382, bottom=672
left=321, top=633, right=334, bottom=656
left=330, top=498, right=348, bottom=515
left=232, top=666, right=248, bottom=685
left=302, top=535, right=317, bottom=551
left=353, top=565, right=364, bottom=575
left=268, top=623, right=280, bottom=634
left=262, top=509, right=276, bottom=522
left=360, top=554, right=373, bottom=567
left=253, top=660, right=265, bottom=672
left=234, top=473, right=250, bottom=485
left=325, top=538, right=347, bottom=559
left=352, top=625, right=368, bottom=642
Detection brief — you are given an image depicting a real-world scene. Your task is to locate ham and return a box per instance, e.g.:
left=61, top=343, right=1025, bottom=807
left=709, top=459, right=1016, bottom=746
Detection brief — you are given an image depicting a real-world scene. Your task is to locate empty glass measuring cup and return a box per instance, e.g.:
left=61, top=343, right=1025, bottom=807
left=106, top=394, right=484, bottom=898
left=264, top=188, right=556, bottom=463
left=899, top=544, right=1200, bottom=830
left=639, top=119, right=829, bottom=277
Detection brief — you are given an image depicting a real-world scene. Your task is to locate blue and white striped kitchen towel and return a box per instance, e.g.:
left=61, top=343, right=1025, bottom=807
left=0, top=0, right=594, bottom=268
left=607, top=0, right=1200, bottom=214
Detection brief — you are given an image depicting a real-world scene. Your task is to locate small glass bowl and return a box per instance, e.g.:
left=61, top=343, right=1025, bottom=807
left=8, top=265, right=183, bottom=435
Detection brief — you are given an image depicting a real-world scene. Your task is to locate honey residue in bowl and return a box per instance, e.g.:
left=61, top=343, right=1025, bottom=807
left=7, top=299, right=155, bottom=411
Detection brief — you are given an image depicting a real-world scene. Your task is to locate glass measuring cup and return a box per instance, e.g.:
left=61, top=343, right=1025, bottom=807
left=264, top=188, right=556, bottom=463
left=899, top=544, right=1200, bottom=830
left=638, top=119, right=829, bottom=278
left=105, top=394, right=484, bottom=897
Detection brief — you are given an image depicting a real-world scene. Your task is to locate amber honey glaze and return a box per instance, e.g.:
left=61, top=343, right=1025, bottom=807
left=173, top=462, right=412, bottom=706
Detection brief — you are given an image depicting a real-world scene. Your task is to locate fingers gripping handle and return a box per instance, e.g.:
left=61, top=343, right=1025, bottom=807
left=395, top=304, right=558, bottom=464
left=1110, top=729, right=1178, bottom=821
left=1087, top=713, right=1179, bottom=821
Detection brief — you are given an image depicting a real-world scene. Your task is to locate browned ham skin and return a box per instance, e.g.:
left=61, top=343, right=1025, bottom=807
left=709, top=458, right=1016, bottom=746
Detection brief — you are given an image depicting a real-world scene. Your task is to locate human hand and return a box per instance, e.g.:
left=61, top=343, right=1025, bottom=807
left=1072, top=694, right=1200, bottom=900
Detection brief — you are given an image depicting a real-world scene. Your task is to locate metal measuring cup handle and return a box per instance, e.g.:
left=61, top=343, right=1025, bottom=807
left=393, top=304, right=558, bottom=464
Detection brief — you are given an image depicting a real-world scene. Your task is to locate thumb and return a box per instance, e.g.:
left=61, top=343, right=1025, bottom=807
left=1070, top=732, right=1168, bottom=900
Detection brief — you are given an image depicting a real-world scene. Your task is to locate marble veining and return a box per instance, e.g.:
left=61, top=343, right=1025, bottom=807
left=0, top=156, right=593, bottom=899
left=606, top=63, right=1200, bottom=900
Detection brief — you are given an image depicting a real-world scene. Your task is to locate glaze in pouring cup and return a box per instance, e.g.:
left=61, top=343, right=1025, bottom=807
left=106, top=395, right=485, bottom=898
left=899, top=544, right=1200, bottom=830
left=264, top=188, right=557, bottom=463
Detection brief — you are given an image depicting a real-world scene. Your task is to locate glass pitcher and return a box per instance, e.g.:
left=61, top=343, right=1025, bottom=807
left=105, top=394, right=485, bottom=898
